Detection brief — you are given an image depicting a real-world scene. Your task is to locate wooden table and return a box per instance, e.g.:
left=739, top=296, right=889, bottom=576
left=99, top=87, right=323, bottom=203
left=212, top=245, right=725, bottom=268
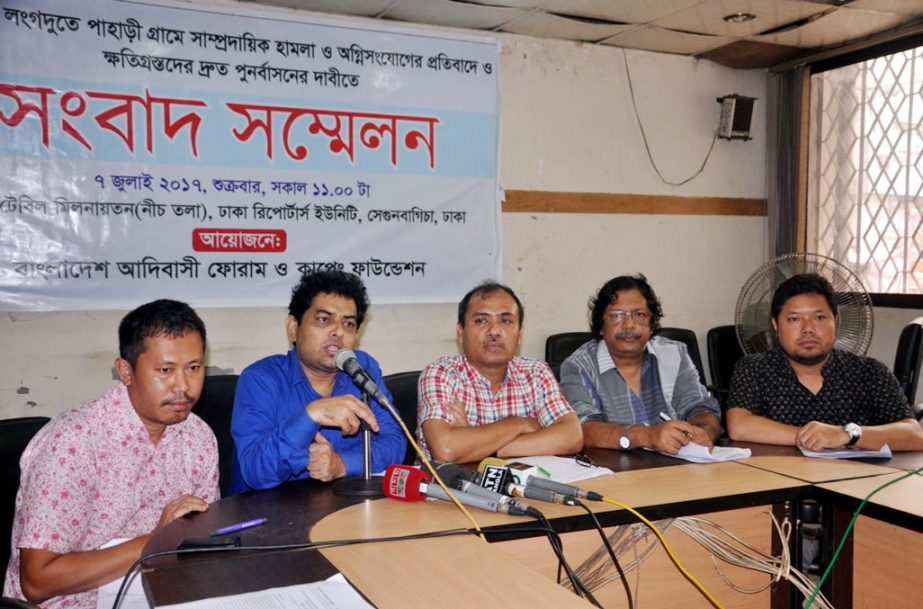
left=142, top=444, right=923, bottom=609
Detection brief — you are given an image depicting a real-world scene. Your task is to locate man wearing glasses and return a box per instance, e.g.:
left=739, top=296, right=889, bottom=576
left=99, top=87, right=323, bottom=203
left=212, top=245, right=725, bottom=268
left=560, top=274, right=720, bottom=454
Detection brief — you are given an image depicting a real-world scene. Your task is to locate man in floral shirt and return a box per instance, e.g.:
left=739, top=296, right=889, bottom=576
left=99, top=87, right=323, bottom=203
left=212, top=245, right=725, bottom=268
left=3, top=300, right=219, bottom=608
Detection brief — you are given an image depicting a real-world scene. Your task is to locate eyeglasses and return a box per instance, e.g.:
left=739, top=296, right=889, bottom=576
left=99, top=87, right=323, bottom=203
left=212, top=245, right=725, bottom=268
left=606, top=310, right=651, bottom=325
left=574, top=453, right=598, bottom=468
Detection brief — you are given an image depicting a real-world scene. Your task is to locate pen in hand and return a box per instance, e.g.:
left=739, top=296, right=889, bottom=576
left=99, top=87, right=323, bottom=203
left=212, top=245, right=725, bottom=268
left=210, top=517, right=268, bottom=537
left=659, top=412, right=693, bottom=439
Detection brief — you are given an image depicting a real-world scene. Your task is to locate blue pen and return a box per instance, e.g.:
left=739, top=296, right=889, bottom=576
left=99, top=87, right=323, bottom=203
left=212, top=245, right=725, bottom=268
left=210, top=517, right=267, bottom=537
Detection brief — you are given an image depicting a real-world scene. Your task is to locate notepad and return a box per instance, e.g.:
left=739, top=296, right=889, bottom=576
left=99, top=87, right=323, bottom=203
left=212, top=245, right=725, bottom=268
left=659, top=442, right=752, bottom=463
left=799, top=444, right=892, bottom=459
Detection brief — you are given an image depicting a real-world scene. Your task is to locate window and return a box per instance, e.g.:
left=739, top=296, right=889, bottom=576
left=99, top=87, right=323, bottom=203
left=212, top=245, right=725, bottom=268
left=808, top=42, right=923, bottom=299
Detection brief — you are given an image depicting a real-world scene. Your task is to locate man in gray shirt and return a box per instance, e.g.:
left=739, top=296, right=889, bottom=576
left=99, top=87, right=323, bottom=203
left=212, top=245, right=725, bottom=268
left=560, top=274, right=720, bottom=453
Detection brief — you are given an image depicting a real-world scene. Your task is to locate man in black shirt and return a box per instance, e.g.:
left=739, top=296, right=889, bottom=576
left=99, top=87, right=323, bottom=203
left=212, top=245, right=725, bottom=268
left=727, top=273, right=923, bottom=451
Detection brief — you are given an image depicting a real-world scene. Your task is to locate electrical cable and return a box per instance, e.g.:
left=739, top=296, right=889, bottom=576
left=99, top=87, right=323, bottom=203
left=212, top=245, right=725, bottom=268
left=576, top=499, right=634, bottom=609
left=803, top=465, right=923, bottom=609
left=111, top=526, right=477, bottom=609
left=536, top=514, right=603, bottom=609
left=621, top=48, right=719, bottom=187
left=376, top=394, right=484, bottom=536
left=601, top=495, right=726, bottom=609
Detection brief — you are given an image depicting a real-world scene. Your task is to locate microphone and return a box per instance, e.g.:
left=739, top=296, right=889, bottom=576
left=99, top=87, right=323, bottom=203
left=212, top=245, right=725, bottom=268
left=475, top=458, right=578, bottom=506
left=522, top=475, right=603, bottom=502
left=335, top=349, right=390, bottom=406
left=478, top=457, right=601, bottom=501
left=434, top=464, right=538, bottom=515
left=383, top=465, right=541, bottom=518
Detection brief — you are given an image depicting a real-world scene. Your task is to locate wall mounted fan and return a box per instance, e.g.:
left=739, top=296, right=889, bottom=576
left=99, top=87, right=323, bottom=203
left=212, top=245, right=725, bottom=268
left=735, top=253, right=873, bottom=356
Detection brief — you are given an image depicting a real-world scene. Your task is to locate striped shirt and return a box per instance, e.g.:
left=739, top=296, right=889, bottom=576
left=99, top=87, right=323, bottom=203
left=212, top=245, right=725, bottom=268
left=560, top=336, right=719, bottom=426
left=416, top=354, right=574, bottom=458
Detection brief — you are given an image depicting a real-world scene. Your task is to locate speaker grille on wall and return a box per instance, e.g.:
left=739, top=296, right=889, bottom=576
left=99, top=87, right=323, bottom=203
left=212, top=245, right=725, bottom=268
left=717, top=94, right=756, bottom=141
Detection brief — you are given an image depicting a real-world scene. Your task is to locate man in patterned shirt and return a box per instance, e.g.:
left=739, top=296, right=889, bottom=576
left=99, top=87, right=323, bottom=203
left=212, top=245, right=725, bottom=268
left=4, top=300, right=219, bottom=608
left=560, top=274, right=721, bottom=454
left=418, top=282, right=582, bottom=463
left=727, top=273, right=923, bottom=451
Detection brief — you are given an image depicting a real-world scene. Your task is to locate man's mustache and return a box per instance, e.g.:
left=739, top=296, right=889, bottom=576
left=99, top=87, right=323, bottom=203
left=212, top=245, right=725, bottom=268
left=161, top=393, right=193, bottom=405
left=616, top=331, right=643, bottom=340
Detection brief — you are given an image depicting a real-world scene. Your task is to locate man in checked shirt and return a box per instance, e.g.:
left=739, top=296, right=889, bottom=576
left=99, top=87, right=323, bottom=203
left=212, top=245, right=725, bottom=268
left=417, top=281, right=583, bottom=463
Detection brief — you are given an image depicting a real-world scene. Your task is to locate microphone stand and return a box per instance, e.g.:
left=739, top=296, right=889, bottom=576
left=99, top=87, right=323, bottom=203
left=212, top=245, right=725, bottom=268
left=333, top=390, right=384, bottom=498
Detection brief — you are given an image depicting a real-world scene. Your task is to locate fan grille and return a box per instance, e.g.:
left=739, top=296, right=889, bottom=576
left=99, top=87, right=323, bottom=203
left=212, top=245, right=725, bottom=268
left=735, top=253, right=873, bottom=356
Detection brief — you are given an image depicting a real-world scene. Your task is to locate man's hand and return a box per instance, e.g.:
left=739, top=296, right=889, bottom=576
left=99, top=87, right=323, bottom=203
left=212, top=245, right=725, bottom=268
left=444, top=399, right=470, bottom=427
left=643, top=420, right=699, bottom=454
left=308, top=433, right=347, bottom=481
left=307, top=395, right=379, bottom=435
left=796, top=421, right=850, bottom=451
left=155, top=495, right=208, bottom=530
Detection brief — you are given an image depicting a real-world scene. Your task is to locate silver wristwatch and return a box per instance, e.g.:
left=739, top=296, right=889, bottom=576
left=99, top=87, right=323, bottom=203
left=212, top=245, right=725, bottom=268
left=844, top=422, right=862, bottom=447
left=619, top=425, right=636, bottom=450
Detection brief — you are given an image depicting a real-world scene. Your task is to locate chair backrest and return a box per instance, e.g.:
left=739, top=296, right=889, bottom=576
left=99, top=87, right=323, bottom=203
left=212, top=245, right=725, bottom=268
left=659, top=327, right=707, bottom=387
left=193, top=375, right=239, bottom=497
left=0, top=416, right=50, bottom=574
left=707, top=325, right=745, bottom=394
left=893, top=317, right=923, bottom=406
left=544, top=332, right=593, bottom=380
left=382, top=371, right=422, bottom=465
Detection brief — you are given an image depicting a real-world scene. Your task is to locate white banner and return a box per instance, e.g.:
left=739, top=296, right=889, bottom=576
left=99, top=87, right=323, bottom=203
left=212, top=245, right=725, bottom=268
left=0, top=0, right=500, bottom=310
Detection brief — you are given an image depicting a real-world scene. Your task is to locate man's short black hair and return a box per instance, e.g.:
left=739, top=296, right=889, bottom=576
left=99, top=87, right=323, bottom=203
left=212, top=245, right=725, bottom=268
left=118, top=299, right=206, bottom=368
left=771, top=273, right=838, bottom=320
left=589, top=274, right=663, bottom=338
left=289, top=269, right=369, bottom=326
left=457, top=281, right=524, bottom=327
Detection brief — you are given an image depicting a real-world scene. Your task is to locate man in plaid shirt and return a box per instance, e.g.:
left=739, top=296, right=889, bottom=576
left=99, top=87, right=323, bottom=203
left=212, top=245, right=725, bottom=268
left=417, top=282, right=583, bottom=463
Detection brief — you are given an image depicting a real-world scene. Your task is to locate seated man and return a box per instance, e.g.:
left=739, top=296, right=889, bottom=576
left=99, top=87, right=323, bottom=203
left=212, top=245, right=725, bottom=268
left=727, top=273, right=923, bottom=451
left=418, top=282, right=582, bottom=463
left=230, top=270, right=405, bottom=493
left=3, top=300, right=218, bottom=608
left=561, top=275, right=721, bottom=453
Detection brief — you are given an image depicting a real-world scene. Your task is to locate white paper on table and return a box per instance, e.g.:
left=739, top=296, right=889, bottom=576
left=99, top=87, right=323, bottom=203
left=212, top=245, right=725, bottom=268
left=512, top=455, right=614, bottom=483
left=160, top=573, right=373, bottom=609
left=658, top=443, right=752, bottom=463
left=96, top=538, right=148, bottom=609
left=799, top=444, right=892, bottom=459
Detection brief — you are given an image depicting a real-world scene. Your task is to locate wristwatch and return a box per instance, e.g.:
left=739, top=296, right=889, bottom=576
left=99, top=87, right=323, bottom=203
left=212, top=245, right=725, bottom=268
left=619, top=425, right=636, bottom=451
left=844, top=423, right=862, bottom=447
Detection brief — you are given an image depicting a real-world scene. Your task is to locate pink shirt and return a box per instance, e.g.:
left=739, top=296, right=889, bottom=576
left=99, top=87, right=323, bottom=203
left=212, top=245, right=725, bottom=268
left=417, top=354, right=574, bottom=459
left=3, top=384, right=219, bottom=608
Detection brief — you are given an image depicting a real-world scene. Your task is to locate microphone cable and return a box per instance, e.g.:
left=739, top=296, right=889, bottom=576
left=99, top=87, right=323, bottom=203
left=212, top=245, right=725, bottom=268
left=110, top=526, right=479, bottom=609
left=535, top=513, right=603, bottom=609
left=600, top=494, right=726, bottom=609
left=357, top=382, right=485, bottom=536
left=576, top=499, right=634, bottom=609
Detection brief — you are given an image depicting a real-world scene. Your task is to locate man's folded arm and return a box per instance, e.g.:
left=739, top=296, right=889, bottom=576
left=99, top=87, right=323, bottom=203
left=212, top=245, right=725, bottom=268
left=725, top=407, right=799, bottom=445
left=496, top=412, right=583, bottom=458
left=421, top=416, right=538, bottom=464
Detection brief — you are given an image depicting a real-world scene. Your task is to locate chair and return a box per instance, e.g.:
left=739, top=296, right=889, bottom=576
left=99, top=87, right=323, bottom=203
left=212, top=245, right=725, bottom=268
left=0, top=416, right=50, bottom=574
left=893, top=317, right=923, bottom=410
left=193, top=375, right=239, bottom=497
left=382, top=371, right=422, bottom=465
left=706, top=325, right=745, bottom=417
left=659, top=327, right=707, bottom=387
left=544, top=332, right=593, bottom=380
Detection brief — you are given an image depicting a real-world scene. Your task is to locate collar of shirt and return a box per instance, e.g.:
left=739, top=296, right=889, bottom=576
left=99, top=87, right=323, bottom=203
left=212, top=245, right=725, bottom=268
left=109, top=382, right=184, bottom=447
left=284, top=347, right=352, bottom=397
left=457, top=353, right=526, bottom=395
left=595, top=338, right=654, bottom=375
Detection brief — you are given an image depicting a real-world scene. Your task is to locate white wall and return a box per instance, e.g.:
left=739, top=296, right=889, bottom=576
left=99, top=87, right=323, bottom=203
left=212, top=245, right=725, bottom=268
left=0, top=10, right=770, bottom=418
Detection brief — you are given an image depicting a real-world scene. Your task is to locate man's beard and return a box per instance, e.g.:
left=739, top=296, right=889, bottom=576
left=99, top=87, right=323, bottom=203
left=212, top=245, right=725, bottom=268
left=783, top=346, right=829, bottom=366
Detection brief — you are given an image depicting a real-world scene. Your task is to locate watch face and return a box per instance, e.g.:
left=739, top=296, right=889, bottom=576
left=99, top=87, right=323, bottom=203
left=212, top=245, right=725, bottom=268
left=619, top=434, right=631, bottom=450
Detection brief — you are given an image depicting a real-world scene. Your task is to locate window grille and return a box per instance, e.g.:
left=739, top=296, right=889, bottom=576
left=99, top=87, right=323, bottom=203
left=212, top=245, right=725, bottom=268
left=808, top=45, right=923, bottom=295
